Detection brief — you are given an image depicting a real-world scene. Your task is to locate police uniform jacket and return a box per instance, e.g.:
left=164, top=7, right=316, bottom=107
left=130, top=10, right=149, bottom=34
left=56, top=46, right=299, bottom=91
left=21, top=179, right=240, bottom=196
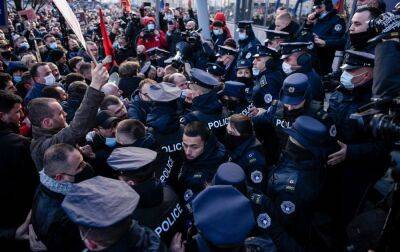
left=301, top=10, right=346, bottom=75
left=182, top=91, right=229, bottom=142
left=132, top=180, right=184, bottom=246
left=228, top=136, right=268, bottom=193
left=31, top=185, right=84, bottom=252
left=252, top=61, right=285, bottom=108
left=266, top=146, right=326, bottom=248
left=294, top=65, right=324, bottom=103
left=237, top=32, right=261, bottom=61
left=102, top=222, right=167, bottom=252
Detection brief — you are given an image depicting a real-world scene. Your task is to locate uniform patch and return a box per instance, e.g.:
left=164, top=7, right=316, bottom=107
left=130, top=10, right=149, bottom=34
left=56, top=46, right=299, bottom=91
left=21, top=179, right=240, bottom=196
left=260, top=76, right=268, bottom=87
left=307, top=43, right=314, bottom=50
left=280, top=201, right=296, bottom=214
left=257, top=213, right=271, bottom=229
left=264, top=93, right=273, bottom=104
left=251, top=170, right=263, bottom=184
left=288, top=86, right=295, bottom=93
left=245, top=87, right=250, bottom=94
left=334, top=24, right=342, bottom=32
left=329, top=125, right=337, bottom=137
left=213, top=65, right=217, bottom=70
left=184, top=189, right=193, bottom=202
left=246, top=52, right=252, bottom=59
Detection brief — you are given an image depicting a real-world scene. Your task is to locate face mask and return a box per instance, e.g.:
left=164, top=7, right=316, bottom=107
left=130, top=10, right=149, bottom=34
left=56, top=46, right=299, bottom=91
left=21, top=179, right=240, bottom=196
left=319, top=12, right=328, bottom=19
left=349, top=31, right=374, bottom=50
left=105, top=137, right=117, bottom=148
left=213, top=29, right=223, bottom=36
left=13, top=76, right=22, bottom=83
left=20, top=42, right=30, bottom=49
left=238, top=32, right=248, bottom=40
left=236, top=76, right=253, bottom=86
left=340, top=70, right=365, bottom=90
left=224, top=133, right=248, bottom=150
left=252, top=68, right=260, bottom=76
left=282, top=62, right=294, bottom=75
left=49, top=42, right=58, bottom=50
left=44, top=73, right=56, bottom=86
left=147, top=23, right=155, bottom=31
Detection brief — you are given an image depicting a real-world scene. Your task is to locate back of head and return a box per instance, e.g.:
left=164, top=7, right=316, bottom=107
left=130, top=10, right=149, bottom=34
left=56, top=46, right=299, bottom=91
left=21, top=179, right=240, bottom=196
left=118, top=61, right=139, bottom=78
left=65, top=73, right=85, bottom=91
left=43, top=143, right=76, bottom=177
left=229, top=114, right=253, bottom=138
left=67, top=81, right=88, bottom=99
left=116, top=119, right=146, bottom=145
left=41, top=85, right=63, bottom=100
left=100, top=95, right=121, bottom=111
left=27, top=97, right=56, bottom=127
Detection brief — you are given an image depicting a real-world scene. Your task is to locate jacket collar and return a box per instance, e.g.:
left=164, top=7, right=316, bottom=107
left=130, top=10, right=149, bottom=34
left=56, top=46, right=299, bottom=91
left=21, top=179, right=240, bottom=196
left=32, top=125, right=61, bottom=139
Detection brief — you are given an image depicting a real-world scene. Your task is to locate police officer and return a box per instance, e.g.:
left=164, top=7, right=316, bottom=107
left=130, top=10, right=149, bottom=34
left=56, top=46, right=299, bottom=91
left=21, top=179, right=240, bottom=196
left=146, top=47, right=171, bottom=68
left=327, top=50, right=389, bottom=232
left=182, top=68, right=229, bottom=142
left=252, top=73, right=330, bottom=164
left=266, top=116, right=331, bottom=249
left=252, top=45, right=285, bottom=108
left=221, top=81, right=252, bottom=116
left=226, top=114, right=268, bottom=193
left=145, top=82, right=185, bottom=185
left=235, top=58, right=254, bottom=103
left=61, top=176, right=167, bottom=251
left=107, top=147, right=184, bottom=245
left=186, top=185, right=256, bottom=251
left=280, top=42, right=324, bottom=102
left=215, top=44, right=238, bottom=81
left=236, top=21, right=261, bottom=61
left=301, top=0, right=346, bottom=75
left=264, top=29, right=291, bottom=50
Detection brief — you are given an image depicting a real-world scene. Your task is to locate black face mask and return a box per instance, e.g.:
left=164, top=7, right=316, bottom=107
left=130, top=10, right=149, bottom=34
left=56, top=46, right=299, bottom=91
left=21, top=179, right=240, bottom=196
left=74, top=164, right=96, bottom=183
left=224, top=133, right=248, bottom=150
left=283, top=106, right=305, bottom=120
left=236, top=76, right=253, bottom=86
left=349, top=30, right=375, bottom=50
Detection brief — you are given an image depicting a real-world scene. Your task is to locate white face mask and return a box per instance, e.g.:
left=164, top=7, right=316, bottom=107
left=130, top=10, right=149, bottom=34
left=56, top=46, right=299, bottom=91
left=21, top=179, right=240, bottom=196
left=282, top=62, right=294, bottom=75
left=49, top=42, right=58, bottom=50
left=147, top=23, right=155, bottom=31
left=252, top=67, right=260, bottom=76
left=340, top=70, right=367, bottom=90
left=213, top=29, right=223, bottom=36
left=238, top=32, right=248, bottom=40
left=44, top=73, right=56, bottom=86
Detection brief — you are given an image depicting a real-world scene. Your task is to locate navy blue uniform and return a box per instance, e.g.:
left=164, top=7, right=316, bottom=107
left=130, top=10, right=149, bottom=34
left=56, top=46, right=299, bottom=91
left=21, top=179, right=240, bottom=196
left=300, top=10, right=346, bottom=75
left=252, top=66, right=285, bottom=108
left=237, top=34, right=261, bottom=61
left=294, top=66, right=324, bottom=103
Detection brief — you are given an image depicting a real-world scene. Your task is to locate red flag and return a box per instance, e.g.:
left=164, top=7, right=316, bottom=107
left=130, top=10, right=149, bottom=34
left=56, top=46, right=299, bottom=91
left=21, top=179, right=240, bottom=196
left=99, top=9, right=114, bottom=70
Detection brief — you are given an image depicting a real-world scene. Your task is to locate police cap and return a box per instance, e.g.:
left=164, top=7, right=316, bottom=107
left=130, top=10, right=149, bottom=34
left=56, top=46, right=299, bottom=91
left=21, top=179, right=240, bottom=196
left=147, top=82, right=182, bottom=102
left=213, top=162, right=247, bottom=194
left=215, top=45, right=239, bottom=57
left=107, top=147, right=158, bottom=176
left=265, top=29, right=290, bottom=41
left=280, top=42, right=313, bottom=59
left=341, top=50, right=375, bottom=70
left=280, top=73, right=310, bottom=105
left=192, top=185, right=255, bottom=246
left=140, top=61, right=156, bottom=75
left=237, top=20, right=253, bottom=30
left=206, top=63, right=227, bottom=77
left=146, top=47, right=170, bottom=58
left=96, top=110, right=119, bottom=128
left=253, top=45, right=279, bottom=59
left=236, top=59, right=252, bottom=69
left=223, top=81, right=246, bottom=99
left=61, top=176, right=140, bottom=228
left=283, top=115, right=329, bottom=149
left=190, top=68, right=220, bottom=89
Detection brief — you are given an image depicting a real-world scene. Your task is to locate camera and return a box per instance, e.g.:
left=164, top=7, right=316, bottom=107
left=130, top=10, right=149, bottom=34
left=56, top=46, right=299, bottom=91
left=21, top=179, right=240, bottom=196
left=183, top=28, right=202, bottom=44
left=350, top=97, right=400, bottom=141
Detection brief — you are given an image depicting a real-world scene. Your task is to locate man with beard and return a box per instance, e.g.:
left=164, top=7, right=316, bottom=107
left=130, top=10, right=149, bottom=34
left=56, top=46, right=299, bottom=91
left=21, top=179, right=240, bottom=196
left=31, top=144, right=94, bottom=251
left=178, top=121, right=227, bottom=197
left=348, top=7, right=382, bottom=53
left=0, top=91, right=38, bottom=250
left=251, top=45, right=284, bottom=108
left=225, top=114, right=267, bottom=193
left=27, top=63, right=108, bottom=170
left=252, top=73, right=331, bottom=164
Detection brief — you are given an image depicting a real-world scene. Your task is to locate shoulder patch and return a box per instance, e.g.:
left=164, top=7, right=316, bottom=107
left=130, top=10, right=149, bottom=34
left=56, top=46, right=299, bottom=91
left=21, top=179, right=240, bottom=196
left=334, top=24, right=342, bottom=32
left=260, top=76, right=268, bottom=87
left=329, top=124, right=337, bottom=137
left=280, top=201, right=296, bottom=215
left=257, top=213, right=271, bottom=229
left=246, top=52, right=252, bottom=59
left=264, top=93, right=273, bottom=104
left=184, top=189, right=193, bottom=202
left=251, top=170, right=263, bottom=184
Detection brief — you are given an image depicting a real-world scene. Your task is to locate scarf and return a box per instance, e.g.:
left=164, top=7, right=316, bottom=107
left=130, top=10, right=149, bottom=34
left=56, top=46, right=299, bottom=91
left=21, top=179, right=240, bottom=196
left=39, top=170, right=73, bottom=195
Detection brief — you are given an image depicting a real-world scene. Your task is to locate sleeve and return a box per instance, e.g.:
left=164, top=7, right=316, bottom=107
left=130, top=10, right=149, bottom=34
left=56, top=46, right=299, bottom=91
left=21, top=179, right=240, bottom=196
left=46, top=87, right=104, bottom=147
left=322, top=18, right=346, bottom=50
left=252, top=107, right=275, bottom=127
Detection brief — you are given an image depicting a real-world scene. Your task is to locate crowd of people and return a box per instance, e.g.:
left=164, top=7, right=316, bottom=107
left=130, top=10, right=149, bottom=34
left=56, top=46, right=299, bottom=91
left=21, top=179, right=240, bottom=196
left=1, top=0, right=400, bottom=251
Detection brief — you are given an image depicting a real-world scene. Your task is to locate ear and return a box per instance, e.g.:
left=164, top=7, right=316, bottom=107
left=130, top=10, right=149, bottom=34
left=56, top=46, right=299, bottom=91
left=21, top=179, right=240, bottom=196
left=0, top=111, right=6, bottom=122
left=54, top=174, right=64, bottom=181
left=42, top=118, right=53, bottom=129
